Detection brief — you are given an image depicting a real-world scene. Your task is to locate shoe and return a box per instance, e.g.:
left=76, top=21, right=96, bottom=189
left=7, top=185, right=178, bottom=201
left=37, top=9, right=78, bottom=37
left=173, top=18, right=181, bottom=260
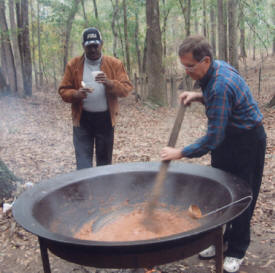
left=223, top=256, right=244, bottom=273
left=198, top=245, right=216, bottom=259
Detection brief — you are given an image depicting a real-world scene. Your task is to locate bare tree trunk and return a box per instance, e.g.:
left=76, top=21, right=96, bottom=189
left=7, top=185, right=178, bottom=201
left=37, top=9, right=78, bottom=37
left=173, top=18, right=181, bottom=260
left=203, top=0, right=207, bottom=37
left=0, top=41, right=8, bottom=87
left=134, top=10, right=141, bottom=74
left=92, top=0, right=98, bottom=19
left=146, top=0, right=166, bottom=105
left=223, top=0, right=228, bottom=61
left=62, top=0, right=80, bottom=72
left=239, top=3, right=247, bottom=60
left=161, top=0, right=170, bottom=102
left=272, top=3, right=275, bottom=55
left=8, top=0, right=24, bottom=95
left=194, top=6, right=199, bottom=33
left=110, top=0, right=119, bottom=58
left=0, top=0, right=17, bottom=94
left=178, top=0, right=191, bottom=37
left=118, top=21, right=126, bottom=65
left=228, top=0, right=238, bottom=70
left=0, top=67, right=9, bottom=94
left=210, top=1, right=217, bottom=58
left=186, top=0, right=191, bottom=37
left=253, top=31, right=256, bottom=60
left=17, top=0, right=32, bottom=96
left=161, top=0, right=171, bottom=58
left=30, top=0, right=38, bottom=89
left=111, top=2, right=126, bottom=65
left=80, top=0, right=89, bottom=27
left=52, top=56, right=57, bottom=91
left=162, top=0, right=167, bottom=57
left=123, top=0, right=131, bottom=75
left=37, top=0, right=43, bottom=86
left=170, top=75, right=177, bottom=108
left=217, top=0, right=226, bottom=60
left=142, top=33, right=147, bottom=74
left=179, top=0, right=192, bottom=90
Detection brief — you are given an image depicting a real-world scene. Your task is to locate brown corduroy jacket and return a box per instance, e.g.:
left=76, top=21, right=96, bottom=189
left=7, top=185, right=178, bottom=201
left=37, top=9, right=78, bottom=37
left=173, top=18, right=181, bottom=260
left=58, top=55, right=133, bottom=127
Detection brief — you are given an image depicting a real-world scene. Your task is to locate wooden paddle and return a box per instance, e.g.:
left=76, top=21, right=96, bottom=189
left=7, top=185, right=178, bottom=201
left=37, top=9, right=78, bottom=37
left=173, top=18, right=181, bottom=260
left=143, top=104, right=186, bottom=230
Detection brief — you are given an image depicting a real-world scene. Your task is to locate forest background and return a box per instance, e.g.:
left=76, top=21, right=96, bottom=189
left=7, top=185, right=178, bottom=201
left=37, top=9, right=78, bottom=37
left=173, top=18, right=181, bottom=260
left=0, top=1, right=275, bottom=272
left=0, top=0, right=274, bottom=105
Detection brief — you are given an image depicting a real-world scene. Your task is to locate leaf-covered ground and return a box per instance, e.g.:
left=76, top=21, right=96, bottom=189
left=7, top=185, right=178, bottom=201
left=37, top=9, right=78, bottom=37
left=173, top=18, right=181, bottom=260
left=0, top=56, right=274, bottom=273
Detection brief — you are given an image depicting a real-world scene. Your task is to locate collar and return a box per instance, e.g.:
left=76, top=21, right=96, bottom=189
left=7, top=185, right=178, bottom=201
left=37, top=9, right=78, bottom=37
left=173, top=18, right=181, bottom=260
left=84, top=54, right=102, bottom=66
left=198, top=61, right=215, bottom=89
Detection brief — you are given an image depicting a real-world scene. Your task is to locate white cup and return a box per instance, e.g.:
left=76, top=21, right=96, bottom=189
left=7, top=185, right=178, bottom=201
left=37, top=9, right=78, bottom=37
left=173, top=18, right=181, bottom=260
left=91, top=71, right=102, bottom=81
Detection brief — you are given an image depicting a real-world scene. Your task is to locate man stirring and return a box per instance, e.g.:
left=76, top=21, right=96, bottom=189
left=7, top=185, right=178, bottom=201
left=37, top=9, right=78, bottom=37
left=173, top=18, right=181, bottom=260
left=161, top=35, right=266, bottom=273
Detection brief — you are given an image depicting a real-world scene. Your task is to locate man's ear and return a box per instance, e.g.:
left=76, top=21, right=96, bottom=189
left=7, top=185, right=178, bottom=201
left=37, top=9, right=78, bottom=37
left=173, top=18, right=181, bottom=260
left=205, top=56, right=211, bottom=64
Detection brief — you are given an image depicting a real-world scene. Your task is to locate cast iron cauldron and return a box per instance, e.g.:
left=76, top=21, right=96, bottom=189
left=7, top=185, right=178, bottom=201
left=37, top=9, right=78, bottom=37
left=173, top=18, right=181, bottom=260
left=13, top=162, right=252, bottom=272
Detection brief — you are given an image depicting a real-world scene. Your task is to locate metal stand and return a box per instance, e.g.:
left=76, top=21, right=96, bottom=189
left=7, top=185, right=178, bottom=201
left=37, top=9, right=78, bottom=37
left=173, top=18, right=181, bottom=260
left=214, top=226, right=224, bottom=273
left=39, top=237, right=52, bottom=273
left=38, top=226, right=224, bottom=273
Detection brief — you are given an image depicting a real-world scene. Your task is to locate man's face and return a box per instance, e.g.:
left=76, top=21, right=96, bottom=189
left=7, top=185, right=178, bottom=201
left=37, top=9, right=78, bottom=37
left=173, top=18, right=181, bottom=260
left=180, top=52, right=211, bottom=80
left=83, top=43, right=102, bottom=60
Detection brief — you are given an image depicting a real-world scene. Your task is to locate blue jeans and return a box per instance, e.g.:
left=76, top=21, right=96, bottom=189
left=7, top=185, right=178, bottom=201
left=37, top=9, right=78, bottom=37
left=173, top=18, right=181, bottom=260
left=211, top=124, right=266, bottom=258
left=73, top=110, right=114, bottom=170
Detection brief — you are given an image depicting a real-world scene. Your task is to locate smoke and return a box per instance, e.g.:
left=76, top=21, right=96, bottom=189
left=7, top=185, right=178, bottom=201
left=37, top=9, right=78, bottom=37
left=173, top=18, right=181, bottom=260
left=0, top=93, right=74, bottom=186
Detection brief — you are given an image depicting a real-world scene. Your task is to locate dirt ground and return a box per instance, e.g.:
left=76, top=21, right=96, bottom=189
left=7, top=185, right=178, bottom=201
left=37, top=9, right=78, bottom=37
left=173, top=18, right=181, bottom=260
left=0, top=56, right=274, bottom=273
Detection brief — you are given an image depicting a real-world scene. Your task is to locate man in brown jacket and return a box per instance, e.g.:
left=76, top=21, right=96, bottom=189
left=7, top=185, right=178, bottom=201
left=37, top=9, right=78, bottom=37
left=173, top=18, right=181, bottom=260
left=59, top=27, right=133, bottom=169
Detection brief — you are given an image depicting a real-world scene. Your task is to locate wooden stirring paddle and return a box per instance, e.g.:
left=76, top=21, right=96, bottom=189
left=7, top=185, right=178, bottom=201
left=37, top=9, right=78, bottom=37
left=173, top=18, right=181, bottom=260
left=143, top=104, right=186, bottom=230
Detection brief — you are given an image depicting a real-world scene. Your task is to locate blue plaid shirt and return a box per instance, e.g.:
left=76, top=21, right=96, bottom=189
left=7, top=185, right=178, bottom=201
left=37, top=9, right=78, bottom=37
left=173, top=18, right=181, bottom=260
left=182, top=60, right=263, bottom=158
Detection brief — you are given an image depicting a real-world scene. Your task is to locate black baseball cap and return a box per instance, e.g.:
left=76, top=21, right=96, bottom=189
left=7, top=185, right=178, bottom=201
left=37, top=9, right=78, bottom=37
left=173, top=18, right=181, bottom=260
left=82, top=27, right=102, bottom=46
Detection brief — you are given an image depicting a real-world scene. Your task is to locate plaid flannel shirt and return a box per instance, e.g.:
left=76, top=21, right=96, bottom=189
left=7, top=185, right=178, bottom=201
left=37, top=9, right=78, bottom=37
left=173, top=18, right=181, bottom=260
left=182, top=60, right=263, bottom=158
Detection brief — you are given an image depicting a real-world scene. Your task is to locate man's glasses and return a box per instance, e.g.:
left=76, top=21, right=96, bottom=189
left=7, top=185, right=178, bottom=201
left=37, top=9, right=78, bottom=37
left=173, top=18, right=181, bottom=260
left=182, top=56, right=207, bottom=72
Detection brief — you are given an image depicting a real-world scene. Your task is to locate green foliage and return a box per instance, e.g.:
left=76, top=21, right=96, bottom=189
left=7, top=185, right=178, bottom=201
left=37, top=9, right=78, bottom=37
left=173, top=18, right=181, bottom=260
left=17, top=0, right=274, bottom=86
left=240, top=0, right=274, bottom=50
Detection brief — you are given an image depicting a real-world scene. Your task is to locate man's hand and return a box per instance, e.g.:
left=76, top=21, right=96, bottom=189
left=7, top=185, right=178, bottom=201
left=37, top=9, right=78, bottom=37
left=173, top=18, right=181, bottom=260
left=72, top=88, right=92, bottom=102
left=95, top=72, right=113, bottom=88
left=81, top=81, right=94, bottom=92
left=161, top=147, right=183, bottom=161
left=179, top=91, right=204, bottom=106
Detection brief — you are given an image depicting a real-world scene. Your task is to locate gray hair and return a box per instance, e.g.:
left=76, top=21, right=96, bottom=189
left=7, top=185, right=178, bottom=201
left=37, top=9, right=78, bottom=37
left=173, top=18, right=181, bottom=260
left=178, top=35, right=213, bottom=62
